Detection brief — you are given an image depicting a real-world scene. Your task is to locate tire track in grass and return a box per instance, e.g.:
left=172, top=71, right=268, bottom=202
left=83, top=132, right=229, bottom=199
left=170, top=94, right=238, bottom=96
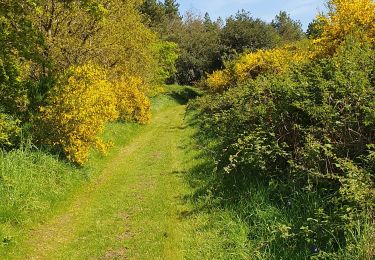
left=11, top=103, right=191, bottom=260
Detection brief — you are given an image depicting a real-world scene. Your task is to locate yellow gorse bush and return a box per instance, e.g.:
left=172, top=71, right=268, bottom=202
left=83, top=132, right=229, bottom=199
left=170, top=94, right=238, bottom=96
left=205, top=70, right=232, bottom=92
left=38, top=63, right=118, bottom=165
left=206, top=44, right=308, bottom=92
left=206, top=0, right=375, bottom=93
left=112, top=76, right=151, bottom=124
left=234, top=46, right=306, bottom=81
left=37, top=63, right=152, bottom=164
left=315, top=0, right=375, bottom=54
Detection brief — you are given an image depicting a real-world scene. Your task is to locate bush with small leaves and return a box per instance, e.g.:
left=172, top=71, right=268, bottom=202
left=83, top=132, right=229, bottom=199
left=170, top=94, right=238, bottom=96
left=314, top=0, right=375, bottom=55
left=112, top=76, right=151, bottom=125
left=37, top=63, right=118, bottom=165
left=205, top=42, right=310, bottom=92
left=192, top=22, right=375, bottom=260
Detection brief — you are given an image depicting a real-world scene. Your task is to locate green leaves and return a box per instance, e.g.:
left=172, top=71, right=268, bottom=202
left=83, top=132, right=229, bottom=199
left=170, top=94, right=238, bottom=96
left=82, top=0, right=108, bottom=20
left=0, top=113, right=20, bottom=147
left=153, top=41, right=179, bottom=84
left=192, top=33, right=375, bottom=257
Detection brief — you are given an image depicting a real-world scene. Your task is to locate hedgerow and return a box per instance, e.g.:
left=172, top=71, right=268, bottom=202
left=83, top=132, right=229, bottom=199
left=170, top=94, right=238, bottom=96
left=192, top=0, right=375, bottom=257
left=205, top=42, right=310, bottom=92
left=194, top=35, right=375, bottom=258
left=1, top=0, right=176, bottom=164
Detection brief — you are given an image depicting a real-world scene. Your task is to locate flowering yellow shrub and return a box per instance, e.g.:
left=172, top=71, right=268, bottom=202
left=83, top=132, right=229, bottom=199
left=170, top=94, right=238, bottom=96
left=206, top=0, right=375, bottom=93
left=235, top=49, right=285, bottom=81
left=112, top=76, right=151, bottom=124
left=206, top=70, right=232, bottom=92
left=206, top=44, right=308, bottom=92
left=38, top=63, right=118, bottom=165
left=315, top=0, right=375, bottom=54
left=235, top=45, right=308, bottom=81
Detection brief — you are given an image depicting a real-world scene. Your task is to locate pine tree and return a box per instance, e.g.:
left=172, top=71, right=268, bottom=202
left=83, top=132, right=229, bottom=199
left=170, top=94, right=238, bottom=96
left=271, top=11, right=305, bottom=43
left=163, top=0, right=180, bottom=19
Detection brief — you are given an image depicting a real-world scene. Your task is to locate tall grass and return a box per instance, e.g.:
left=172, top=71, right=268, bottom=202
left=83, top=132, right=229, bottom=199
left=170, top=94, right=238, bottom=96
left=0, top=148, right=85, bottom=248
left=0, top=91, right=171, bottom=252
left=182, top=141, right=375, bottom=259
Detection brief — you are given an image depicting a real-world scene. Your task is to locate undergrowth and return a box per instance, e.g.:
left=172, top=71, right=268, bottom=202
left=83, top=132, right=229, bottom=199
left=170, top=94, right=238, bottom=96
left=183, top=112, right=374, bottom=259
left=187, top=37, right=375, bottom=259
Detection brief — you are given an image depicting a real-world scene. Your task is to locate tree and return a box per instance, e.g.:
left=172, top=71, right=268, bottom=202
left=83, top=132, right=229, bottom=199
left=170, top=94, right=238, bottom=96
left=163, top=0, right=180, bottom=20
left=33, top=0, right=160, bottom=163
left=139, top=0, right=182, bottom=41
left=204, top=12, right=211, bottom=25
left=139, top=0, right=165, bottom=25
left=0, top=0, right=165, bottom=154
left=0, top=0, right=46, bottom=120
left=271, top=11, right=305, bottom=43
left=306, top=18, right=326, bottom=39
left=174, top=11, right=223, bottom=84
left=220, top=10, right=280, bottom=56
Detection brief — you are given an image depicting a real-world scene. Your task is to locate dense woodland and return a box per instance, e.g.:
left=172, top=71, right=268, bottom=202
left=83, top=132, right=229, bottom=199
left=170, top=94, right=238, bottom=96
left=0, top=0, right=374, bottom=259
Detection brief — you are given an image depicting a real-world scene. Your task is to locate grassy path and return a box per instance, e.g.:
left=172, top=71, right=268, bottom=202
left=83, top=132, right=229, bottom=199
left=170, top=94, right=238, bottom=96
left=9, top=97, right=196, bottom=259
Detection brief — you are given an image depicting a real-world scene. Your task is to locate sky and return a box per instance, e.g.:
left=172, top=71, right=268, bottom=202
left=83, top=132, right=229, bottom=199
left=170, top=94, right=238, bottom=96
left=178, top=0, right=327, bottom=31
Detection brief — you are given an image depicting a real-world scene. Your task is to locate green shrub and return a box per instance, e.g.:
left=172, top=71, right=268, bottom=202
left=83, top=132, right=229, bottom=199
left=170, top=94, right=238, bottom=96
left=0, top=113, right=20, bottom=147
left=191, top=36, right=375, bottom=257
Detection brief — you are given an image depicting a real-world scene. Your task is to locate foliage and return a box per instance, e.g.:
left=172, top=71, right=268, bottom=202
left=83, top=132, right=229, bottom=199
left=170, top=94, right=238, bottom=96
left=96, top=0, right=160, bottom=83
left=37, top=64, right=118, bottom=165
left=0, top=28, right=28, bottom=147
left=0, top=113, right=20, bottom=147
left=307, top=18, right=326, bottom=39
left=233, top=44, right=308, bottom=81
left=0, top=54, right=32, bottom=118
left=193, top=36, right=375, bottom=257
left=140, top=0, right=181, bottom=40
left=205, top=70, right=232, bottom=92
left=28, top=0, right=160, bottom=82
left=112, top=76, right=151, bottom=124
left=271, top=11, right=305, bottom=43
left=220, top=10, right=280, bottom=56
left=141, top=5, right=307, bottom=85
left=315, top=0, right=375, bottom=54
left=174, top=12, right=223, bottom=85
left=153, top=41, right=179, bottom=84
left=0, top=0, right=45, bottom=121
left=140, top=0, right=167, bottom=26
left=204, top=0, right=375, bottom=92
left=142, top=7, right=306, bottom=86
left=191, top=1, right=375, bottom=256
left=0, top=0, right=170, bottom=164
left=205, top=42, right=310, bottom=92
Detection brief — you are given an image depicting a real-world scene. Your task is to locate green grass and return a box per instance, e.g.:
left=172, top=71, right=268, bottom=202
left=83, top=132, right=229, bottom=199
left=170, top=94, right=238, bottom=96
left=0, top=86, right=234, bottom=259
left=0, top=90, right=173, bottom=257
left=0, top=121, right=142, bottom=257
left=0, top=149, right=83, bottom=249
left=2, top=85, right=371, bottom=259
